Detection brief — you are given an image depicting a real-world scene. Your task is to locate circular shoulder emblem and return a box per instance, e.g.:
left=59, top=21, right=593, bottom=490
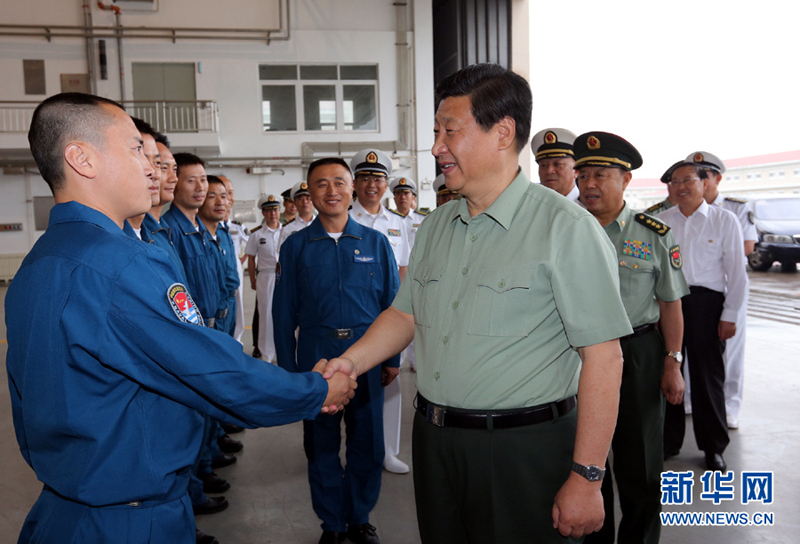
left=544, top=131, right=557, bottom=144
left=587, top=135, right=601, bottom=150
left=167, top=283, right=204, bottom=326
left=366, top=152, right=378, bottom=163
left=694, top=152, right=704, bottom=163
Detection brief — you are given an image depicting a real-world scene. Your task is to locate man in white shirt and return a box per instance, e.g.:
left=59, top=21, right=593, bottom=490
left=660, top=161, right=747, bottom=472
left=349, top=148, right=411, bottom=475
left=279, top=181, right=315, bottom=248
left=530, top=128, right=579, bottom=201
left=389, top=176, right=427, bottom=249
left=696, top=151, right=756, bottom=429
left=246, top=195, right=282, bottom=363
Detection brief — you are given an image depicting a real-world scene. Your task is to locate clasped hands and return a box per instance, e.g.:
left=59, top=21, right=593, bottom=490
left=313, top=357, right=358, bottom=414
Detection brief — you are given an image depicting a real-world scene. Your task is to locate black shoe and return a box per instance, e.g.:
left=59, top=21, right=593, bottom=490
left=196, top=529, right=220, bottom=544
left=217, top=434, right=243, bottom=454
left=221, top=422, right=245, bottom=434
left=252, top=348, right=262, bottom=358
left=705, top=452, right=727, bottom=472
left=318, top=531, right=345, bottom=544
left=211, top=453, right=237, bottom=469
left=193, top=496, right=229, bottom=516
left=201, top=472, right=231, bottom=494
left=346, top=523, right=380, bottom=544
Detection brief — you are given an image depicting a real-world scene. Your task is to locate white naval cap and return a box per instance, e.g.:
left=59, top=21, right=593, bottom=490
left=290, top=180, right=310, bottom=199
left=684, top=151, right=726, bottom=174
left=350, top=148, right=393, bottom=177
left=257, top=194, right=280, bottom=209
left=389, top=176, right=417, bottom=194
left=530, top=128, right=577, bottom=163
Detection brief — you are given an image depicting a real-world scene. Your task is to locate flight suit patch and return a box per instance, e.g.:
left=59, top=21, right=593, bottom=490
left=669, top=245, right=682, bottom=269
left=622, top=239, right=652, bottom=260
left=167, top=283, right=205, bottom=326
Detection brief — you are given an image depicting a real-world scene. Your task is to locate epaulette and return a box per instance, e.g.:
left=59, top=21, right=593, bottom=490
left=283, top=218, right=296, bottom=226
left=644, top=203, right=665, bottom=214
left=635, top=213, right=670, bottom=236
left=250, top=225, right=262, bottom=233
left=417, top=210, right=429, bottom=216
left=388, top=208, right=406, bottom=218
left=232, top=220, right=242, bottom=226
left=725, top=197, right=748, bottom=204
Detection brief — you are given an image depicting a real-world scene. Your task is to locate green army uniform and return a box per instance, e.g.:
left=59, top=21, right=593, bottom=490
left=643, top=198, right=672, bottom=216
left=393, top=170, right=632, bottom=543
left=588, top=204, right=689, bottom=544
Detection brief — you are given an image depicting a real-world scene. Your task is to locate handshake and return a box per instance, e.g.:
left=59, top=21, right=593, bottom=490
left=313, top=357, right=359, bottom=414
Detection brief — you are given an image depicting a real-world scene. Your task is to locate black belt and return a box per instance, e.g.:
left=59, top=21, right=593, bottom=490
left=329, top=328, right=352, bottom=340
left=622, top=322, right=656, bottom=340
left=415, top=393, right=576, bottom=430
left=689, top=285, right=722, bottom=295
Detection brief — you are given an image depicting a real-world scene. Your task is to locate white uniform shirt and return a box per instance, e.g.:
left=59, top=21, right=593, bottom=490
left=228, top=221, right=250, bottom=260
left=278, top=215, right=314, bottom=250
left=245, top=223, right=281, bottom=271
left=711, top=194, right=758, bottom=242
left=402, top=210, right=428, bottom=249
left=566, top=185, right=580, bottom=202
left=349, top=199, right=410, bottom=267
left=660, top=200, right=747, bottom=322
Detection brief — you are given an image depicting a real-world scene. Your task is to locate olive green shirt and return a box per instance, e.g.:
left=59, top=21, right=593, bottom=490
left=393, top=171, right=633, bottom=410
left=603, top=203, right=689, bottom=328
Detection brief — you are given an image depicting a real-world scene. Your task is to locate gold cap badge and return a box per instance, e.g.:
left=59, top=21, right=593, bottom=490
left=544, top=131, right=557, bottom=144
left=587, top=136, right=601, bottom=150
left=366, top=152, right=378, bottom=163
left=694, top=152, right=704, bottom=163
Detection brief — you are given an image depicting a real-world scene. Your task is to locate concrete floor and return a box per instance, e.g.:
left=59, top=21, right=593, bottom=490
left=1, top=267, right=799, bottom=544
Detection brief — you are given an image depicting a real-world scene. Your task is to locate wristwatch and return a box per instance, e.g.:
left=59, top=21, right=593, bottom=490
left=666, top=351, right=683, bottom=364
left=571, top=461, right=605, bottom=482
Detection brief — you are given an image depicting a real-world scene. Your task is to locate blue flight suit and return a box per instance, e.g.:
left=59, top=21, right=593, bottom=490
left=161, top=206, right=221, bottom=325
left=273, top=217, right=400, bottom=533
left=142, top=212, right=188, bottom=283
left=210, top=221, right=239, bottom=336
left=5, top=202, right=328, bottom=544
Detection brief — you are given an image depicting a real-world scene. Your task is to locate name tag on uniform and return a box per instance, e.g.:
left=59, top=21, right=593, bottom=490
left=388, top=229, right=401, bottom=237
left=259, top=239, right=266, bottom=244
left=355, top=255, right=375, bottom=263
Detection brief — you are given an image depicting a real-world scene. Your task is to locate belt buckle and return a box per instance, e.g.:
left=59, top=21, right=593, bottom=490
left=207, top=317, right=216, bottom=328
left=426, top=404, right=445, bottom=427
left=334, top=329, right=352, bottom=340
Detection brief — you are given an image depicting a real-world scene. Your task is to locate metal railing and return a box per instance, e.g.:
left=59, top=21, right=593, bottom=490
left=0, top=100, right=218, bottom=134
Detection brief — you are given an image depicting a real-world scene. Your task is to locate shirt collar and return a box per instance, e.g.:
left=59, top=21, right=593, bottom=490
left=352, top=199, right=387, bottom=219
left=711, top=193, right=724, bottom=206
left=49, top=201, right=126, bottom=234
left=454, top=169, right=530, bottom=231
left=606, top=201, right=633, bottom=232
left=307, top=216, right=363, bottom=240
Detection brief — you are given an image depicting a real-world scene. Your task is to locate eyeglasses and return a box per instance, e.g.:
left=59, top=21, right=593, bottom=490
left=355, top=175, right=387, bottom=185
left=667, top=177, right=701, bottom=187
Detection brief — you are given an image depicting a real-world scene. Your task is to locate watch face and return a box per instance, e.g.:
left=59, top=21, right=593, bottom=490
left=587, top=466, right=601, bottom=480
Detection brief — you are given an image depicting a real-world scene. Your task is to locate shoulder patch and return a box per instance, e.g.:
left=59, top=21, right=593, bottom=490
left=724, top=197, right=748, bottom=204
left=250, top=225, right=262, bottom=233
left=167, top=283, right=205, bottom=326
left=232, top=220, right=242, bottom=225
left=644, top=203, right=664, bottom=214
left=417, top=210, right=429, bottom=216
left=669, top=245, right=682, bottom=269
left=284, top=218, right=296, bottom=226
left=388, top=208, right=406, bottom=218
left=635, top=213, right=670, bottom=236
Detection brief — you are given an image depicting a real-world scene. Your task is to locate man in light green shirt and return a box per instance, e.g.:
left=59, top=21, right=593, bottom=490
left=323, top=64, right=632, bottom=543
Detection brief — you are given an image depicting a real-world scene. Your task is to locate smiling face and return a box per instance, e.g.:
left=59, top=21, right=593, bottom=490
left=354, top=173, right=388, bottom=210
left=538, top=156, right=577, bottom=197
left=156, top=143, right=177, bottom=204
left=671, top=165, right=708, bottom=214
left=198, top=180, right=229, bottom=224
left=173, top=162, right=208, bottom=212
left=432, top=95, right=500, bottom=200
left=577, top=166, right=630, bottom=225
left=308, top=163, right=353, bottom=221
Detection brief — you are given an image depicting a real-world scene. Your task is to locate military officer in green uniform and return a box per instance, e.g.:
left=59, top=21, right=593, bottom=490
left=575, top=132, right=689, bottom=544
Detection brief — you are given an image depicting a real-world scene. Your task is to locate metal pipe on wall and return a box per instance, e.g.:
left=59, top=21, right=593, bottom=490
left=82, top=2, right=97, bottom=94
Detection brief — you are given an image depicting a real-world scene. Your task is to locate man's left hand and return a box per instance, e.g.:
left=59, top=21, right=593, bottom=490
left=382, top=366, right=400, bottom=387
left=552, top=473, right=604, bottom=538
left=718, top=320, right=736, bottom=341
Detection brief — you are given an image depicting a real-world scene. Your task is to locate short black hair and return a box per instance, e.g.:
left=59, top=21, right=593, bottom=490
left=131, top=117, right=157, bottom=138
left=435, top=63, right=532, bottom=154
left=154, top=132, right=170, bottom=148
left=173, top=152, right=204, bottom=176
left=206, top=174, right=224, bottom=187
left=307, top=157, right=352, bottom=181
left=28, top=92, right=124, bottom=192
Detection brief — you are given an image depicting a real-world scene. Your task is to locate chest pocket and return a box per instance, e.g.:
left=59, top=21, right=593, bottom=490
left=468, top=267, right=534, bottom=337
left=618, top=259, right=656, bottom=299
left=411, top=263, right=445, bottom=328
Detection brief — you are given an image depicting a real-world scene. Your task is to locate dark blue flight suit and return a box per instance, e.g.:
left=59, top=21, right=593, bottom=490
left=273, top=217, right=399, bottom=533
left=5, top=202, right=329, bottom=543
left=210, top=221, right=239, bottom=337
left=142, top=212, right=187, bottom=283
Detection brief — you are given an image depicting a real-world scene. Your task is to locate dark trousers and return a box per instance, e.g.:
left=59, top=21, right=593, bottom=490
left=586, top=328, right=664, bottom=544
left=303, top=368, right=384, bottom=532
left=412, top=405, right=580, bottom=544
left=251, top=299, right=259, bottom=352
left=664, top=287, right=729, bottom=455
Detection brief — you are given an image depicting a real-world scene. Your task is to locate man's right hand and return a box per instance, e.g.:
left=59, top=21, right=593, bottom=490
left=322, top=357, right=358, bottom=380
left=314, top=359, right=357, bottom=414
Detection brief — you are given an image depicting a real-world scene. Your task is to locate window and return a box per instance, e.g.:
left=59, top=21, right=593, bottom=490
left=259, top=64, right=378, bottom=132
